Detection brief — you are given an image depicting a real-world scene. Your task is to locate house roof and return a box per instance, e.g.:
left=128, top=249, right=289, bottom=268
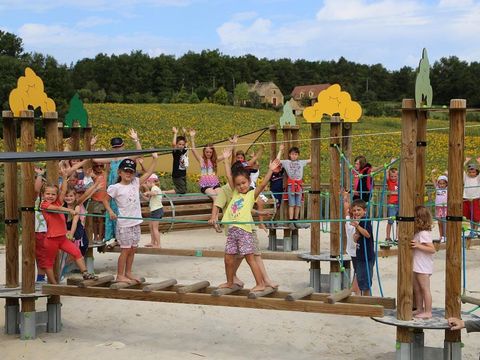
left=287, top=98, right=303, bottom=111
left=248, top=81, right=282, bottom=97
left=291, top=84, right=331, bottom=99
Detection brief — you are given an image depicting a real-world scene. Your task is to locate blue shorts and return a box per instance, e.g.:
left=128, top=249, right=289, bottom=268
left=387, top=204, right=398, bottom=225
left=287, top=184, right=302, bottom=207
left=150, top=208, right=164, bottom=219
left=353, top=257, right=375, bottom=291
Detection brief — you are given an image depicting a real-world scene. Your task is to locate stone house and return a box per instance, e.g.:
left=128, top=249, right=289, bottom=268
left=248, top=80, right=284, bottom=107
left=291, top=84, right=331, bottom=106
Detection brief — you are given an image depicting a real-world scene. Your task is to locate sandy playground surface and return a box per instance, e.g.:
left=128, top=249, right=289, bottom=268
left=1, top=222, right=479, bottom=360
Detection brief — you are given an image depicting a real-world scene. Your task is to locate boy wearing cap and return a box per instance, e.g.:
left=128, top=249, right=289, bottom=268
left=143, top=173, right=175, bottom=247
left=172, top=127, right=189, bottom=194
left=463, top=158, right=480, bottom=238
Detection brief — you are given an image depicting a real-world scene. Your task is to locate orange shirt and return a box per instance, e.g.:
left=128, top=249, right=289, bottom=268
left=387, top=178, right=399, bottom=204
left=41, top=199, right=67, bottom=238
left=92, top=174, right=107, bottom=202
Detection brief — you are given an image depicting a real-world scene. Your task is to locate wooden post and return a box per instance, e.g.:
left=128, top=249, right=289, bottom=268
left=415, top=110, right=427, bottom=206
left=83, top=125, right=95, bottom=272
left=396, top=99, right=417, bottom=348
left=57, top=122, right=64, bottom=151
left=70, top=124, right=80, bottom=151
left=2, top=111, right=19, bottom=289
left=329, top=121, right=341, bottom=289
left=282, top=127, right=292, bottom=243
left=20, top=110, right=36, bottom=315
left=444, top=99, right=466, bottom=349
left=341, top=123, right=353, bottom=188
left=269, top=125, right=277, bottom=161
left=310, top=123, right=321, bottom=290
left=44, top=112, right=62, bottom=307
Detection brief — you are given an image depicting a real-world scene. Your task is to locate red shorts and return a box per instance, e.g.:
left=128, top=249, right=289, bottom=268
left=35, top=232, right=48, bottom=269
left=44, top=235, right=82, bottom=269
left=463, top=199, right=480, bottom=223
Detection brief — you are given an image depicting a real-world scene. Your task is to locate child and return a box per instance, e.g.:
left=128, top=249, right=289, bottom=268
left=209, top=160, right=278, bottom=289
left=431, top=170, right=448, bottom=242
left=103, top=154, right=158, bottom=284
left=279, top=144, right=311, bottom=229
left=353, top=155, right=373, bottom=203
left=143, top=173, right=175, bottom=248
left=172, top=127, right=189, bottom=194
left=385, top=167, right=399, bottom=244
left=40, top=183, right=97, bottom=284
left=343, top=191, right=360, bottom=295
left=270, top=162, right=285, bottom=213
left=188, top=129, right=229, bottom=197
left=218, top=148, right=280, bottom=292
left=90, top=162, right=107, bottom=244
left=411, top=205, right=435, bottom=319
left=34, top=166, right=47, bottom=283
left=463, top=158, right=480, bottom=238
left=350, top=199, right=375, bottom=296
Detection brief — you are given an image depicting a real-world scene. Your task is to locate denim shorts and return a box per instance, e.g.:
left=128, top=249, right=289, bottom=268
left=150, top=208, right=164, bottom=219
left=287, top=184, right=302, bottom=207
left=353, top=257, right=375, bottom=291
left=387, top=204, right=398, bottom=225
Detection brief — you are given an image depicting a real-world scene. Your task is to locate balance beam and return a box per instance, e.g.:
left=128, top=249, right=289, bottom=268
left=42, top=284, right=386, bottom=317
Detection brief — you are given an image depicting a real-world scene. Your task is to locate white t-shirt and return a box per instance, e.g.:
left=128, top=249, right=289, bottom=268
left=345, top=215, right=357, bottom=257
left=107, top=177, right=143, bottom=228
left=149, top=185, right=163, bottom=212
left=463, top=173, right=480, bottom=199
left=413, top=230, right=434, bottom=275
left=280, top=160, right=308, bottom=180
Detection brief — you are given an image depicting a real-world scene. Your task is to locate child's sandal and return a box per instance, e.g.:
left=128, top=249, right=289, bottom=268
left=82, top=271, right=98, bottom=280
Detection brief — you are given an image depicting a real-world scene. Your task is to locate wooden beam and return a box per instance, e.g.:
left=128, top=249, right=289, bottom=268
left=79, top=275, right=115, bottom=288
left=461, top=295, right=480, bottom=307
left=247, top=287, right=276, bottom=299
left=42, top=285, right=385, bottom=317
left=177, top=281, right=210, bottom=294
left=211, top=285, right=243, bottom=297
left=415, top=110, right=427, bottom=206
left=143, top=279, right=177, bottom=292
left=285, top=288, right=315, bottom=301
left=445, top=99, right=466, bottom=344
left=330, top=122, right=341, bottom=274
left=110, top=278, right=146, bottom=290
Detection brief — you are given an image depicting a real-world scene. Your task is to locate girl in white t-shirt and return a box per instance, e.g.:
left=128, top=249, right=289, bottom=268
left=143, top=174, right=175, bottom=248
left=431, top=170, right=448, bottom=242
left=343, top=191, right=360, bottom=295
left=103, top=154, right=158, bottom=284
left=411, top=206, right=436, bottom=319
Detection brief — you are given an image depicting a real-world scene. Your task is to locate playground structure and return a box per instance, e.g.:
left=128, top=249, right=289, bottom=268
left=1, top=65, right=479, bottom=360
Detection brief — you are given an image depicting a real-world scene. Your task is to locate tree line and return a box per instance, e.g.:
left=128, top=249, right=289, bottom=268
left=1, top=30, right=480, bottom=117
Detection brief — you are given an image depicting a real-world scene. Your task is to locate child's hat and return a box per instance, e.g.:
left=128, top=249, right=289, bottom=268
left=147, top=173, right=158, bottom=181
left=119, top=158, right=136, bottom=172
left=437, top=175, right=448, bottom=182
left=110, top=137, right=124, bottom=148
left=467, top=163, right=478, bottom=170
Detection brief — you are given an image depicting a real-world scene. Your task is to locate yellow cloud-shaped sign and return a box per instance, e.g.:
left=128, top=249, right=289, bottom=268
left=303, top=84, right=362, bottom=123
left=9, top=67, right=56, bottom=116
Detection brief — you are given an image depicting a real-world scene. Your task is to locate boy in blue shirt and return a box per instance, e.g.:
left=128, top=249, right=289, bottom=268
left=350, top=199, right=375, bottom=296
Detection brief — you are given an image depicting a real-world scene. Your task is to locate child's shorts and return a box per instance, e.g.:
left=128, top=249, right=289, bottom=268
left=35, top=232, right=47, bottom=269
left=115, top=225, right=141, bottom=249
left=172, top=176, right=187, bottom=194
left=435, top=205, right=447, bottom=219
left=386, top=204, right=399, bottom=225
left=44, top=235, right=83, bottom=269
left=353, top=257, right=375, bottom=291
left=463, top=199, right=480, bottom=223
left=287, top=184, right=302, bottom=207
left=89, top=200, right=105, bottom=214
left=150, top=208, right=164, bottom=219
left=225, top=227, right=255, bottom=256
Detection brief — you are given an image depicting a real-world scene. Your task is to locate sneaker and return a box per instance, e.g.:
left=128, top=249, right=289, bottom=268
left=385, top=238, right=393, bottom=245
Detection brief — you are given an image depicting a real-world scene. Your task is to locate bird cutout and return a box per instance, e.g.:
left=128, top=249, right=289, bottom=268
left=303, top=84, right=361, bottom=123
left=65, top=93, right=89, bottom=128
left=9, top=67, right=56, bottom=116
left=279, top=102, right=296, bottom=128
left=415, top=48, right=433, bottom=108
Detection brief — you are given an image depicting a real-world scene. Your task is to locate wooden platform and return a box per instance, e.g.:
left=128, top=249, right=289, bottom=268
left=42, top=278, right=396, bottom=318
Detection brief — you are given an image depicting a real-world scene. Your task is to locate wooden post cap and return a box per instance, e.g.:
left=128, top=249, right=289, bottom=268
left=19, top=110, right=34, bottom=118
left=401, top=99, right=416, bottom=109
left=450, top=99, right=466, bottom=109
left=43, top=112, right=58, bottom=120
left=2, top=110, right=14, bottom=118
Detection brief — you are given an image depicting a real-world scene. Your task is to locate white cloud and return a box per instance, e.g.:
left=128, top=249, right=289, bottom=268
left=76, top=16, right=115, bottom=28
left=230, top=11, right=258, bottom=22
left=438, top=0, right=474, bottom=8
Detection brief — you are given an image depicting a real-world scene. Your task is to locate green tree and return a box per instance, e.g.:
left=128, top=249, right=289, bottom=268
left=213, top=86, right=228, bottom=105
left=189, top=92, right=200, bottom=103
left=0, top=31, right=23, bottom=57
left=234, top=82, right=249, bottom=106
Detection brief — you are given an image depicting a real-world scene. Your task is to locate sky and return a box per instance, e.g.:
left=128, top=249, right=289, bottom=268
left=0, top=0, right=479, bottom=70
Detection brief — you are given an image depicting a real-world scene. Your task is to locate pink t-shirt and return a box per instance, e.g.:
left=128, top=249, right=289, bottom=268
left=413, top=230, right=434, bottom=274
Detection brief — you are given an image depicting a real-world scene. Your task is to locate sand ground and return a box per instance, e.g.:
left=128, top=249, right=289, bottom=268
left=1, top=222, right=479, bottom=360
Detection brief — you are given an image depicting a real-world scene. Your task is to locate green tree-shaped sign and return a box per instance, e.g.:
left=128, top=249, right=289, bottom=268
left=415, top=48, right=433, bottom=108
left=65, top=93, right=88, bottom=128
left=279, top=102, right=296, bottom=128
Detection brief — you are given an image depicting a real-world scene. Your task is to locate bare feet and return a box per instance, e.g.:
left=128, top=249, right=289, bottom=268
left=213, top=222, right=222, bottom=233
left=152, top=244, right=161, bottom=248
left=415, top=312, right=432, bottom=319
left=264, top=281, right=279, bottom=289
left=412, top=308, right=424, bottom=316
left=250, top=285, right=266, bottom=292
left=218, top=282, right=235, bottom=289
